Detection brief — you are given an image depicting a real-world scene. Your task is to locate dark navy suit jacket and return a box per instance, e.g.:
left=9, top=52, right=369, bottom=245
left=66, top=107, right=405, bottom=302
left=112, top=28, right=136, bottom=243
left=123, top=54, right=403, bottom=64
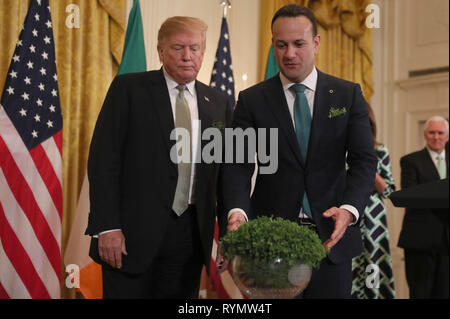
left=398, top=148, right=449, bottom=252
left=220, top=70, right=377, bottom=264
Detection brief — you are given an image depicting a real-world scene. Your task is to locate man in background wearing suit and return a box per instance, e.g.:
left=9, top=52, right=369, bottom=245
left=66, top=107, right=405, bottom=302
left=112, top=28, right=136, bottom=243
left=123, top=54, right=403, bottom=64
left=85, top=16, right=232, bottom=298
left=398, top=116, right=449, bottom=299
left=216, top=4, right=377, bottom=298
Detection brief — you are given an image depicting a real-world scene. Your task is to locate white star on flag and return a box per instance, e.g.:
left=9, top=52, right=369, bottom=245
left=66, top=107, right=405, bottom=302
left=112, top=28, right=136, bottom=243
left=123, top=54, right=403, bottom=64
left=209, top=16, right=235, bottom=107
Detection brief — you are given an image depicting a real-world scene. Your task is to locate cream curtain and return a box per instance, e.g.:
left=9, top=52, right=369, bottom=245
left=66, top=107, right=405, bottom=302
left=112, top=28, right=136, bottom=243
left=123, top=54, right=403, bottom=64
left=259, top=0, right=373, bottom=101
left=0, top=0, right=125, bottom=298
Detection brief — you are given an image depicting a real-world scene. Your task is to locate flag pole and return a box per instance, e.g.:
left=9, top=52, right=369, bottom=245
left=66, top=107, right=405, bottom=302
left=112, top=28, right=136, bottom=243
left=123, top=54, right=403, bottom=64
left=220, top=0, right=231, bottom=18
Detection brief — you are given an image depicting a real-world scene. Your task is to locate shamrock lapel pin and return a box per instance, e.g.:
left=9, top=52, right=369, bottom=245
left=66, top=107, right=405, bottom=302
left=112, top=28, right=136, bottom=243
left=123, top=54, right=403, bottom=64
left=212, top=121, right=225, bottom=129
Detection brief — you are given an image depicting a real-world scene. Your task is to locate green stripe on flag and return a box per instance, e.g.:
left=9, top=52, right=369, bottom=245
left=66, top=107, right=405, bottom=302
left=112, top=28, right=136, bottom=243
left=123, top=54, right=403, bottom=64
left=118, top=0, right=146, bottom=75
left=264, top=44, right=279, bottom=80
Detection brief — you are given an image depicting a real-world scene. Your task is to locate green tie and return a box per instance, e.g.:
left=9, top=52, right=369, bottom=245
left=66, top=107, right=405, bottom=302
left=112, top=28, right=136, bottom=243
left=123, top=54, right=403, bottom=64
left=291, top=83, right=312, bottom=219
left=436, top=154, right=446, bottom=179
left=172, top=85, right=192, bottom=216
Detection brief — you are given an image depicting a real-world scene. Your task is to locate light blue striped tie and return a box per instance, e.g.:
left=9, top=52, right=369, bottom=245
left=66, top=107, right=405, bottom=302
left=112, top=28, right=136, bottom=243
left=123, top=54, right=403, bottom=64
left=291, top=83, right=312, bottom=219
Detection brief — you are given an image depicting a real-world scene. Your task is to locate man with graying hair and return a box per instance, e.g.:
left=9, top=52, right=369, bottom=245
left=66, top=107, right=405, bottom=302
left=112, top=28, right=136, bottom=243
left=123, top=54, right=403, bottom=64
left=86, top=16, right=232, bottom=298
left=399, top=115, right=449, bottom=299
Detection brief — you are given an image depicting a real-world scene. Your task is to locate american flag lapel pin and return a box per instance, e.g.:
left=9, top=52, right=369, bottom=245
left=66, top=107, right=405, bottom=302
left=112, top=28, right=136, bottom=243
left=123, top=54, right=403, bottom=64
left=204, top=96, right=210, bottom=102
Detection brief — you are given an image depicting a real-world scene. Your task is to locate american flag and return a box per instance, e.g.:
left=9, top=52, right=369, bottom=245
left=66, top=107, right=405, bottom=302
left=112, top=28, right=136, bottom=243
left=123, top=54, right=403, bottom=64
left=0, top=0, right=62, bottom=299
left=210, top=17, right=235, bottom=106
left=208, top=16, right=244, bottom=299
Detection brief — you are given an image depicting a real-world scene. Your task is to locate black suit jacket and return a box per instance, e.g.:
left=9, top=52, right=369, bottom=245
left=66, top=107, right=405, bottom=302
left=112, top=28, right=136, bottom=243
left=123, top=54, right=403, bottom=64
left=85, top=69, right=232, bottom=274
left=398, top=148, right=449, bottom=251
left=221, top=70, right=377, bottom=263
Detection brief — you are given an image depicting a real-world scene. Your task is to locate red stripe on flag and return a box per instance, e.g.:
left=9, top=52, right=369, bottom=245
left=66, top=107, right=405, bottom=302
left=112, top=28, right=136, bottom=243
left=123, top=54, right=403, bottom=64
left=0, top=138, right=61, bottom=278
left=53, top=130, right=62, bottom=155
left=209, top=256, right=232, bottom=298
left=0, top=202, right=50, bottom=299
left=209, top=221, right=247, bottom=299
left=0, top=281, right=10, bottom=299
left=210, top=222, right=230, bottom=298
left=30, top=143, right=62, bottom=219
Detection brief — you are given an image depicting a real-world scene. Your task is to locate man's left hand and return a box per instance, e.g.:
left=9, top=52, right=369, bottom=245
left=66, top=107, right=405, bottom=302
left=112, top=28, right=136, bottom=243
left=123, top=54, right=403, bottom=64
left=322, top=207, right=354, bottom=250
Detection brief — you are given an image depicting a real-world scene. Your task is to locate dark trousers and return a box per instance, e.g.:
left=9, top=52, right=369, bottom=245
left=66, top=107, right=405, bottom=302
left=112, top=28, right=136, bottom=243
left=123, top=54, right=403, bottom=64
left=294, top=221, right=352, bottom=299
left=296, top=257, right=352, bottom=299
left=404, top=249, right=449, bottom=299
left=102, top=206, right=204, bottom=299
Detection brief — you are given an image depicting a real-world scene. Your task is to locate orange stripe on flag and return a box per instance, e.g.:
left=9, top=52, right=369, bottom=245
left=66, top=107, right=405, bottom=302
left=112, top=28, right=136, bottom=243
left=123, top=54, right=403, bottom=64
left=78, top=262, right=102, bottom=299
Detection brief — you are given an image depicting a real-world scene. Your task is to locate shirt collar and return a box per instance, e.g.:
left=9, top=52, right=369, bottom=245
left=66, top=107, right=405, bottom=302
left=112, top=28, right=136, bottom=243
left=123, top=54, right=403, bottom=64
left=163, top=67, right=196, bottom=95
left=427, top=147, right=446, bottom=160
left=279, top=66, right=317, bottom=93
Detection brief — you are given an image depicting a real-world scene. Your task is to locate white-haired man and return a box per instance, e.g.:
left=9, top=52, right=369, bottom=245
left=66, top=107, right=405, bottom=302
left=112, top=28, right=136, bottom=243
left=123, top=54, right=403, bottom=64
left=398, top=115, right=449, bottom=299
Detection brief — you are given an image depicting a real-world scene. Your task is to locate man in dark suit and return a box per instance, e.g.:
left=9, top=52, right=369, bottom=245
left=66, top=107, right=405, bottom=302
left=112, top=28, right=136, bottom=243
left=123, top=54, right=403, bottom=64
left=85, top=16, right=232, bottom=298
left=398, top=116, right=449, bottom=299
left=216, top=4, right=377, bottom=298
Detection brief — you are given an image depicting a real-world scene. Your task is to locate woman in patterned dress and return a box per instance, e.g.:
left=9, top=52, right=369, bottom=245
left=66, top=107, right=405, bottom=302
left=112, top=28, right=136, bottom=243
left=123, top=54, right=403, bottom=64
left=351, top=104, right=396, bottom=299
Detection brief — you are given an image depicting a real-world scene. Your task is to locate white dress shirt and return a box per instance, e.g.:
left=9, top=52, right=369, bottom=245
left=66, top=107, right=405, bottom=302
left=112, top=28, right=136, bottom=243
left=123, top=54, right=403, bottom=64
left=229, top=67, right=359, bottom=224
left=427, top=147, right=446, bottom=174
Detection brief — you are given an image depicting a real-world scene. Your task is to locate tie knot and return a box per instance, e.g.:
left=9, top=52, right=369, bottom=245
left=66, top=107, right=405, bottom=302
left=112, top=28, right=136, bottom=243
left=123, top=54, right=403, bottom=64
left=291, top=83, right=307, bottom=94
left=176, top=84, right=187, bottom=92
left=436, top=154, right=443, bottom=161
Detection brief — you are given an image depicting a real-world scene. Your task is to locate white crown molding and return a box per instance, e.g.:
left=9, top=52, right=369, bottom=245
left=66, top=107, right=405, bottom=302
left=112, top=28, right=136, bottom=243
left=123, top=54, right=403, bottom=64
left=396, top=72, right=449, bottom=89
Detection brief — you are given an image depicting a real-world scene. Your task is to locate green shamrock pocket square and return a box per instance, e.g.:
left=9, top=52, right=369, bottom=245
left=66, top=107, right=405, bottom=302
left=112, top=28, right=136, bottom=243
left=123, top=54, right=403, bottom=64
left=328, top=107, right=347, bottom=118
